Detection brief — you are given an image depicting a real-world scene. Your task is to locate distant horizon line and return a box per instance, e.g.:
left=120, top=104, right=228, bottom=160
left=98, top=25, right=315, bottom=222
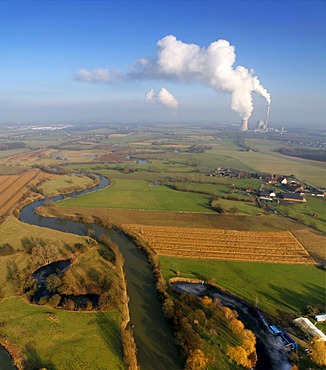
left=0, top=119, right=325, bottom=128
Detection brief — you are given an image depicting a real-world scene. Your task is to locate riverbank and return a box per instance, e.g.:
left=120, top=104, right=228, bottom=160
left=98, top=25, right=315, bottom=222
left=16, top=175, right=182, bottom=369
left=0, top=338, right=24, bottom=370
left=171, top=279, right=292, bottom=370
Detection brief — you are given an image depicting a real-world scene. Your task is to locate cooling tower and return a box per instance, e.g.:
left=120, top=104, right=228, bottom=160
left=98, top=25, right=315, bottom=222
left=241, top=118, right=248, bottom=131
left=257, top=120, right=265, bottom=130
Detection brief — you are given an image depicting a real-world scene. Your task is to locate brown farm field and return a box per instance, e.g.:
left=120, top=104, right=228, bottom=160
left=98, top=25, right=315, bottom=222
left=40, top=207, right=325, bottom=262
left=291, top=229, right=326, bottom=264
left=0, top=148, right=54, bottom=164
left=123, top=224, right=315, bottom=264
left=0, top=170, right=55, bottom=218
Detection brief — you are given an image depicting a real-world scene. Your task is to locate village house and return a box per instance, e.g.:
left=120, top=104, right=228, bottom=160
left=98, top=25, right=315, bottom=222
left=281, top=193, right=306, bottom=203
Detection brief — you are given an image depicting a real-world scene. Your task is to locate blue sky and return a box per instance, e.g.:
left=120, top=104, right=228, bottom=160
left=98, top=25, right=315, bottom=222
left=0, top=0, right=325, bottom=127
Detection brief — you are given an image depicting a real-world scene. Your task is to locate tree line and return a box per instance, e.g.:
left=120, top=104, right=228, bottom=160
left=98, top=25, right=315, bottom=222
left=278, top=147, right=326, bottom=162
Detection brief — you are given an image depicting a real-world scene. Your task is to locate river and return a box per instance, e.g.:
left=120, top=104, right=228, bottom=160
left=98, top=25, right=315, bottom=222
left=173, top=282, right=292, bottom=370
left=2, top=175, right=292, bottom=369
left=0, top=346, right=17, bottom=370
left=19, top=176, right=183, bottom=370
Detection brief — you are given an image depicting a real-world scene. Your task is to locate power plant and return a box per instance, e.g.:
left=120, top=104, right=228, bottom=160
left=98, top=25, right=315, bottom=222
left=241, top=104, right=271, bottom=132
left=240, top=118, right=249, bottom=131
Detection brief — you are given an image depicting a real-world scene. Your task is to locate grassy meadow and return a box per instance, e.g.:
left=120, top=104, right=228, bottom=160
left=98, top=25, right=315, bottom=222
left=0, top=216, right=124, bottom=368
left=58, top=179, right=214, bottom=212
left=271, top=196, right=326, bottom=233
left=0, top=297, right=123, bottom=370
left=37, top=174, right=95, bottom=196
left=0, top=216, right=87, bottom=251
left=160, top=257, right=325, bottom=317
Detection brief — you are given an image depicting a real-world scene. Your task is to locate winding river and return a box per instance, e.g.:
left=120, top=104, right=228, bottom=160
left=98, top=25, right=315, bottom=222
left=173, top=282, right=291, bottom=370
left=19, top=176, right=183, bottom=370
left=0, top=175, right=291, bottom=369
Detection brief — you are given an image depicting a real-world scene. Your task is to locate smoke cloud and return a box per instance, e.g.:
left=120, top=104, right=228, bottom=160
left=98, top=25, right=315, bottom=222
left=145, top=88, right=179, bottom=108
left=76, top=35, right=271, bottom=118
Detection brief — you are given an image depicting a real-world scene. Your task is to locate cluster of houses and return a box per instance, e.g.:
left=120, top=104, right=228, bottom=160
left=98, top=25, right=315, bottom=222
left=209, top=168, right=325, bottom=204
left=260, top=175, right=325, bottom=203
left=258, top=186, right=307, bottom=204
left=209, top=167, right=266, bottom=180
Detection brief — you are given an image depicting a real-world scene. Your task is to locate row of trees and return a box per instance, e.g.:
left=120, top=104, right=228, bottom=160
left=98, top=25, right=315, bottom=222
left=278, top=147, right=326, bottom=162
left=0, top=142, right=25, bottom=150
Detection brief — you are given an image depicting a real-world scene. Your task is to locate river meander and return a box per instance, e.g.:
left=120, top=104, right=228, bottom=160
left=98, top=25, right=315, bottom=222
left=173, top=282, right=291, bottom=370
left=1, top=175, right=292, bottom=369
left=19, top=176, right=183, bottom=370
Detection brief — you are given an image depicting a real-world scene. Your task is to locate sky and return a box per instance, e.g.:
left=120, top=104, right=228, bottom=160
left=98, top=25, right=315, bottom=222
left=0, top=0, right=325, bottom=127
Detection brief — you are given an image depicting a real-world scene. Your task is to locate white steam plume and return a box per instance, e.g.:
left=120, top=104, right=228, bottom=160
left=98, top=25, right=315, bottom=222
left=145, top=88, right=179, bottom=108
left=76, top=35, right=271, bottom=118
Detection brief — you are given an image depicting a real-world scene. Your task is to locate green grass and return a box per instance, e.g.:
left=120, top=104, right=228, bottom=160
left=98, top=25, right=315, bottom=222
left=216, top=198, right=262, bottom=214
left=0, top=148, right=30, bottom=159
left=160, top=257, right=326, bottom=316
left=38, top=174, right=95, bottom=196
left=271, top=196, right=326, bottom=233
left=58, top=179, right=214, bottom=212
left=0, top=216, right=87, bottom=251
left=235, top=138, right=326, bottom=187
left=0, top=297, right=123, bottom=369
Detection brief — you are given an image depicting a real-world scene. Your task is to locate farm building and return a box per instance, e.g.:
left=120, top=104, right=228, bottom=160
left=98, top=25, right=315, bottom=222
left=259, top=196, right=277, bottom=203
left=293, top=317, right=326, bottom=341
left=315, top=314, right=326, bottom=322
left=260, top=188, right=276, bottom=197
left=281, top=193, right=306, bottom=203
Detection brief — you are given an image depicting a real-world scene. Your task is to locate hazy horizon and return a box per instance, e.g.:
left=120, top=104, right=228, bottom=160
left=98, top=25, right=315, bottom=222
left=0, top=1, right=325, bottom=128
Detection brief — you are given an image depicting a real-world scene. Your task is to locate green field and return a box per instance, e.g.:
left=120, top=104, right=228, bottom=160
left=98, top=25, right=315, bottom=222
left=38, top=174, right=95, bottom=196
left=0, top=216, right=87, bottom=251
left=160, top=257, right=326, bottom=317
left=59, top=179, right=214, bottom=212
left=271, top=196, right=326, bottom=233
left=0, top=216, right=125, bottom=368
left=0, top=297, right=123, bottom=369
left=238, top=138, right=325, bottom=187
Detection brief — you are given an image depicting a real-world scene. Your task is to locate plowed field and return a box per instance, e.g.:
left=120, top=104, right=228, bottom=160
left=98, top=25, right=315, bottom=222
left=123, top=224, right=315, bottom=264
left=292, top=230, right=326, bottom=263
left=0, top=148, right=53, bottom=163
left=0, top=170, right=54, bottom=218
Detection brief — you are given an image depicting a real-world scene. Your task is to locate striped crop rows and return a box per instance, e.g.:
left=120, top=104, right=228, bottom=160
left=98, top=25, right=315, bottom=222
left=0, top=170, right=53, bottom=218
left=123, top=224, right=314, bottom=264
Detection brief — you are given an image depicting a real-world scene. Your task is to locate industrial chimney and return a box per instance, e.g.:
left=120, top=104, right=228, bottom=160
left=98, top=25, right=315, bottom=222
left=241, top=118, right=248, bottom=131
left=265, top=104, right=271, bottom=128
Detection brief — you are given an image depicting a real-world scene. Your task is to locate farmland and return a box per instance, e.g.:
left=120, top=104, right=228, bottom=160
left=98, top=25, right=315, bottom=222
left=0, top=122, right=325, bottom=368
left=123, top=224, right=315, bottom=264
left=0, top=170, right=54, bottom=219
left=58, top=179, right=214, bottom=212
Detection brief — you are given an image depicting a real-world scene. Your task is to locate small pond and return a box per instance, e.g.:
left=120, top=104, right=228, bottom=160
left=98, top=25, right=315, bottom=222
left=32, top=259, right=71, bottom=302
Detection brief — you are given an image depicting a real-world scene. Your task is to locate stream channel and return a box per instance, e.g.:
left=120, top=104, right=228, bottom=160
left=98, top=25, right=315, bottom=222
left=1, top=175, right=291, bottom=369
left=173, top=282, right=291, bottom=370
left=17, top=176, right=183, bottom=370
